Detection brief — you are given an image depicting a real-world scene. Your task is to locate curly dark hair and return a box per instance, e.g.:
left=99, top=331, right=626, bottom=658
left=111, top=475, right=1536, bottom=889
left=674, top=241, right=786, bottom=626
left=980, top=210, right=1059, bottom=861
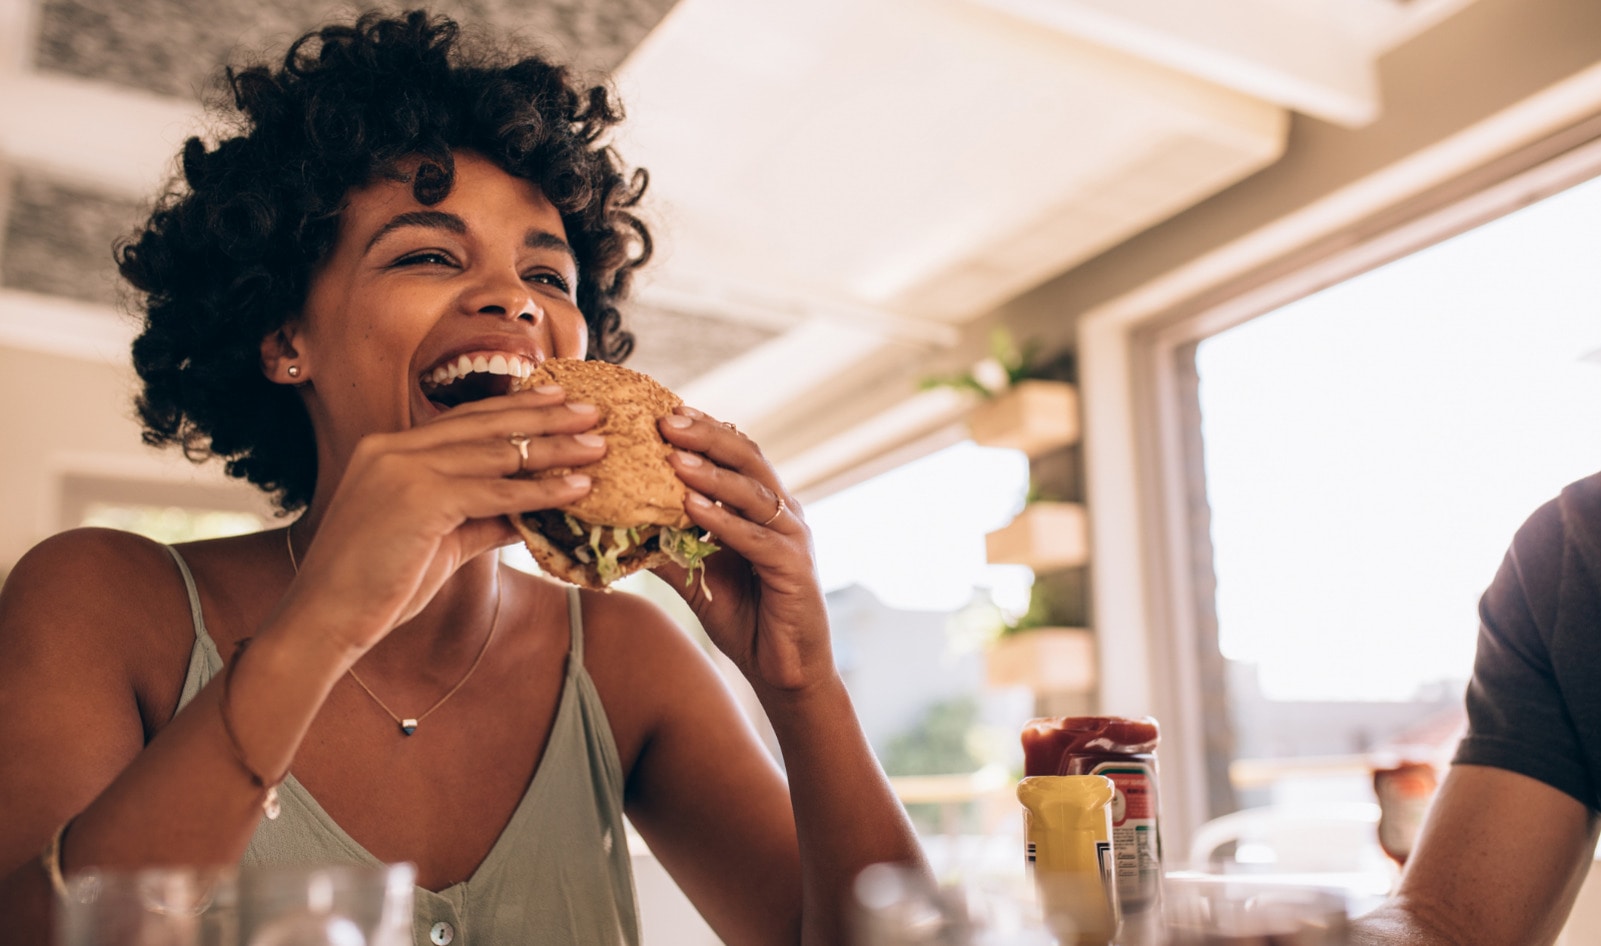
left=119, top=9, right=649, bottom=512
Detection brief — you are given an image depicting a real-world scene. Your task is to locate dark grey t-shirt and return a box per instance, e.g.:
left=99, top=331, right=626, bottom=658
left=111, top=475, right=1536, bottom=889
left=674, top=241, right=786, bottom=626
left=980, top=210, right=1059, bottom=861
left=1454, top=470, right=1601, bottom=809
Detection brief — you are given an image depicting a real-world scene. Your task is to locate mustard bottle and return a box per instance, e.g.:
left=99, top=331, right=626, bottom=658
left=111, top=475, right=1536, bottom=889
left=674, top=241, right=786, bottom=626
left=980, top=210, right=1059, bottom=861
left=1017, top=774, right=1120, bottom=946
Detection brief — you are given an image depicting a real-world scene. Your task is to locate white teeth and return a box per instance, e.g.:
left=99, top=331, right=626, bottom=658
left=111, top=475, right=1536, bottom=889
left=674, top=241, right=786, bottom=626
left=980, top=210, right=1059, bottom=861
left=422, top=352, right=533, bottom=390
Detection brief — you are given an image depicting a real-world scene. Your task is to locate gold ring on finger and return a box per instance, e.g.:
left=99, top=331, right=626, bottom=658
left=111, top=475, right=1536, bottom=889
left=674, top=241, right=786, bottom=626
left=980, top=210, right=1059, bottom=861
left=759, top=497, right=787, bottom=528
left=508, top=433, right=531, bottom=467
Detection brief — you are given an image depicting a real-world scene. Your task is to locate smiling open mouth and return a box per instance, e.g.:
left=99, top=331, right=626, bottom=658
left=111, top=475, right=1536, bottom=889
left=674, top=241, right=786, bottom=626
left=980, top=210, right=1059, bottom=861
left=419, top=352, right=537, bottom=409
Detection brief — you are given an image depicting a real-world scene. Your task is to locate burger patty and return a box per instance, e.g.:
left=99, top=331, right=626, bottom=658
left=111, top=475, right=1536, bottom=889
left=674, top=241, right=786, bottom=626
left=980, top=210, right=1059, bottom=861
left=521, top=509, right=664, bottom=563
left=523, top=509, right=588, bottom=556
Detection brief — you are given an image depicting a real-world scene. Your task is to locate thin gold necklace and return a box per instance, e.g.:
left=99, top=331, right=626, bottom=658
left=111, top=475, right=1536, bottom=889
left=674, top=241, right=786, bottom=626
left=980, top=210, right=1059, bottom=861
left=285, top=525, right=501, bottom=736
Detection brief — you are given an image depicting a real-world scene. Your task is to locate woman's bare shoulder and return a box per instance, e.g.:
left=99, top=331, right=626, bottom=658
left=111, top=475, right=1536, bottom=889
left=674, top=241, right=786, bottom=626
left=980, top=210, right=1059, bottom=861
left=6, top=527, right=180, bottom=600
left=0, top=528, right=195, bottom=666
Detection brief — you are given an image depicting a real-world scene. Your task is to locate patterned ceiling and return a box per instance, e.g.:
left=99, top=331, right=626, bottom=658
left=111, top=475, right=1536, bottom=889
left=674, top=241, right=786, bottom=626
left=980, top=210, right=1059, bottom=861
left=3, top=0, right=778, bottom=389
left=34, top=0, right=671, bottom=97
left=1, top=175, right=139, bottom=309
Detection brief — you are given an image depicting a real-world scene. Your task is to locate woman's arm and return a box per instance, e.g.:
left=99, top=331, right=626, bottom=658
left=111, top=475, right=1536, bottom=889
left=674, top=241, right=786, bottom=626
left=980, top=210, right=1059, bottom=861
left=603, top=591, right=922, bottom=946
left=754, top=671, right=928, bottom=944
left=632, top=406, right=927, bottom=946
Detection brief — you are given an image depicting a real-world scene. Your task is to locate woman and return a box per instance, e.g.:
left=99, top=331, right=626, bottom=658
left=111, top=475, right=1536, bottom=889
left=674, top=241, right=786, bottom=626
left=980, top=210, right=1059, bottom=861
left=0, top=10, right=926, bottom=944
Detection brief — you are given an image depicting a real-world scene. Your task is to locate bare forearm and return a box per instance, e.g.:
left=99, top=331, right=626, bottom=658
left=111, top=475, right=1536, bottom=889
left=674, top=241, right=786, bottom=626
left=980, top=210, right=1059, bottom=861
left=757, top=674, right=930, bottom=946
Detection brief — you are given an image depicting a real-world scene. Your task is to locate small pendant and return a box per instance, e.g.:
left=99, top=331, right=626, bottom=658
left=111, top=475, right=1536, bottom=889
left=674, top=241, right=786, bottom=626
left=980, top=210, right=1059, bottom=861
left=400, top=719, right=419, bottom=736
left=263, top=786, right=281, bottom=821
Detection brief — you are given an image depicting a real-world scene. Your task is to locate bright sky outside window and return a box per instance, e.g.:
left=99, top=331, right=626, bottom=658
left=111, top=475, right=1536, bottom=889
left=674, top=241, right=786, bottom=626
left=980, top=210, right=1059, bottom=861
left=807, top=441, right=1033, bottom=615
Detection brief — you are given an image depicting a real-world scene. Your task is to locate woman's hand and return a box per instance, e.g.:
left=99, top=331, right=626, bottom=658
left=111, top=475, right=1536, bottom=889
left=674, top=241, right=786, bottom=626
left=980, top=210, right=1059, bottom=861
left=654, top=407, right=833, bottom=693
left=283, top=387, right=606, bottom=656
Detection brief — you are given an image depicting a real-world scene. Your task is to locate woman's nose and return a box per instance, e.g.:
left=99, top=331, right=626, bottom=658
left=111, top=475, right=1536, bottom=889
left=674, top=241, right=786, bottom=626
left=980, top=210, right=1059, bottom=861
left=462, top=274, right=544, bottom=323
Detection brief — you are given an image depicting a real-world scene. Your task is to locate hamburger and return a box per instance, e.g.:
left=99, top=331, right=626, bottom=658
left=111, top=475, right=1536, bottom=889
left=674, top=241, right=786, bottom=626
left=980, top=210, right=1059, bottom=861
left=505, top=358, right=719, bottom=590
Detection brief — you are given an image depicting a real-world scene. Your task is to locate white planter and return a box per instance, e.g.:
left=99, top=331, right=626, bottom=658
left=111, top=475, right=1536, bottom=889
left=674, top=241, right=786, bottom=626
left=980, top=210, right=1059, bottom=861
left=987, top=627, right=1097, bottom=693
left=985, top=501, right=1088, bottom=571
left=967, top=380, right=1079, bottom=457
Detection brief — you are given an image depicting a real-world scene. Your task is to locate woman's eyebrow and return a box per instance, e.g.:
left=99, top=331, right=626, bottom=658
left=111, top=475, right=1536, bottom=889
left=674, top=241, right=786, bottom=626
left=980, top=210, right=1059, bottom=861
left=364, top=210, right=465, bottom=252
left=525, top=229, right=577, bottom=271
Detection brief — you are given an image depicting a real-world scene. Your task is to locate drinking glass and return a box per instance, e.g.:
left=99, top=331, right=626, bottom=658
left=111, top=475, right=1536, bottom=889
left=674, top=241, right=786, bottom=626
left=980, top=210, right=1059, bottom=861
left=851, top=862, right=1059, bottom=946
left=1161, top=874, right=1349, bottom=946
left=55, top=867, right=236, bottom=946
left=237, top=863, right=415, bottom=946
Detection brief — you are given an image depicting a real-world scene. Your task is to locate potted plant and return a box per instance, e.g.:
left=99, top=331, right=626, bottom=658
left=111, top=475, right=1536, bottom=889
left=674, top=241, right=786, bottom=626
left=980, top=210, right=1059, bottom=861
left=923, top=329, right=1079, bottom=457
left=985, top=584, right=1096, bottom=694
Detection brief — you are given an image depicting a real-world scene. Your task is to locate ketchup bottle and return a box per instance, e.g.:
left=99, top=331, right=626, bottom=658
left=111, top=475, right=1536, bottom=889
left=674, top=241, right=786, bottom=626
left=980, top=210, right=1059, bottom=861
left=1022, top=716, right=1164, bottom=918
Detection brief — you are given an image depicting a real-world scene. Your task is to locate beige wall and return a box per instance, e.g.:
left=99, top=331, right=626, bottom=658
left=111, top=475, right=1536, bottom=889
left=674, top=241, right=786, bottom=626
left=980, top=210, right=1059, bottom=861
left=0, top=345, right=269, bottom=570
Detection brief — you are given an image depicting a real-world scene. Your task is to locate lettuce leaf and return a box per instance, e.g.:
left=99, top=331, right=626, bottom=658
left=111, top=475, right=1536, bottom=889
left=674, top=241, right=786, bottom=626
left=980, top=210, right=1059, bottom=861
left=661, top=527, right=720, bottom=600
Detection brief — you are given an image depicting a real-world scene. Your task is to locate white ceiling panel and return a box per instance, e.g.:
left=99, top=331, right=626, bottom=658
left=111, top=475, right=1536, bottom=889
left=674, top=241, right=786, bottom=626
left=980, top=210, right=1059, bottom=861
left=617, top=0, right=1288, bottom=334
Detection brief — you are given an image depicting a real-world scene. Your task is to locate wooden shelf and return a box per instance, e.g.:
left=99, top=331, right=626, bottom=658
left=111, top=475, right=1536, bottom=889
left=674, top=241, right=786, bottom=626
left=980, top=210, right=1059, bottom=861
left=987, top=627, right=1096, bottom=693
left=967, top=380, right=1079, bottom=457
left=985, top=501, right=1088, bottom=570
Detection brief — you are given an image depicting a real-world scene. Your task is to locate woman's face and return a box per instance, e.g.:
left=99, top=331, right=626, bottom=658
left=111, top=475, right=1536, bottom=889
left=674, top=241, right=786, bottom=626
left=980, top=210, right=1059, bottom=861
left=287, top=150, right=587, bottom=453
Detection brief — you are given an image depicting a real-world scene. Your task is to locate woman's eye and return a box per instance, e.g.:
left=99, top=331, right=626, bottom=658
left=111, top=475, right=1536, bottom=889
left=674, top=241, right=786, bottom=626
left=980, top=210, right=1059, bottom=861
left=395, top=251, right=455, bottom=267
left=526, top=271, right=572, bottom=294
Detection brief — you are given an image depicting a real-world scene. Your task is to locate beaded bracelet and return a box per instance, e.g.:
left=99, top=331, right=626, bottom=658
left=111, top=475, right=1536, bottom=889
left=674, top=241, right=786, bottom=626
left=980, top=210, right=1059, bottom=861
left=221, top=637, right=282, bottom=820
left=40, top=819, right=71, bottom=899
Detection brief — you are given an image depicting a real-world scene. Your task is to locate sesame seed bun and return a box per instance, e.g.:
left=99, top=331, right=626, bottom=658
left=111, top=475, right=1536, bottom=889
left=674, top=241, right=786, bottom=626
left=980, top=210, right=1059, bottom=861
left=507, top=359, right=695, bottom=588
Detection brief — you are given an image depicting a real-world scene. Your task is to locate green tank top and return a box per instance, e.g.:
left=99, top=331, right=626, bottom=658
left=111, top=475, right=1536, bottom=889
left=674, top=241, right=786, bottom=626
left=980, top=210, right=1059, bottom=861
left=165, top=546, right=641, bottom=946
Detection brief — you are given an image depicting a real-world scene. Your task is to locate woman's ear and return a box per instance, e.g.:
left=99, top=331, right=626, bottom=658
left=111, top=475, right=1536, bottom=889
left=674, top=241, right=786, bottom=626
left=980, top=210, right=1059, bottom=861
left=260, top=325, right=309, bottom=385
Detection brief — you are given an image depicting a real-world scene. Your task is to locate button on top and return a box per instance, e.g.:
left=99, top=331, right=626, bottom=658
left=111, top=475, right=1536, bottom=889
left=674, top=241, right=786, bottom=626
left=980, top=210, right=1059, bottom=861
left=430, top=920, right=455, bottom=945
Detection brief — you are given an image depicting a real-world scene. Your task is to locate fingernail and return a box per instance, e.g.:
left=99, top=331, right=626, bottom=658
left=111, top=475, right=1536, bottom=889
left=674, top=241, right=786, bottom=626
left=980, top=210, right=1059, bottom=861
left=663, top=415, right=692, bottom=429
left=676, top=450, right=703, bottom=467
left=686, top=491, right=712, bottom=508
left=575, top=433, right=605, bottom=447
left=566, top=402, right=597, bottom=414
left=533, top=384, right=562, bottom=394
left=565, top=474, right=591, bottom=488
left=680, top=406, right=704, bottom=418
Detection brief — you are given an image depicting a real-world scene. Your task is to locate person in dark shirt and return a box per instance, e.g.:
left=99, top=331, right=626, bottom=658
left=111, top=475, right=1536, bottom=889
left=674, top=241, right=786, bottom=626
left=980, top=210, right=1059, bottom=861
left=1352, top=472, right=1601, bottom=944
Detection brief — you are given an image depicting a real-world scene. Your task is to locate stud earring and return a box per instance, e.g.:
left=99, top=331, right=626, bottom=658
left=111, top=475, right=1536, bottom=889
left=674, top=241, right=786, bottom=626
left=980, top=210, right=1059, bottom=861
left=287, top=365, right=301, bottom=379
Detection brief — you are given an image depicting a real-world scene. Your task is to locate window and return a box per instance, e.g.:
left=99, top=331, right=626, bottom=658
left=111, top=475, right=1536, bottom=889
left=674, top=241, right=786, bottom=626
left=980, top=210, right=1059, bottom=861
left=1194, top=170, right=1601, bottom=815
left=61, top=473, right=270, bottom=543
left=1092, top=123, right=1601, bottom=856
left=79, top=502, right=264, bottom=543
